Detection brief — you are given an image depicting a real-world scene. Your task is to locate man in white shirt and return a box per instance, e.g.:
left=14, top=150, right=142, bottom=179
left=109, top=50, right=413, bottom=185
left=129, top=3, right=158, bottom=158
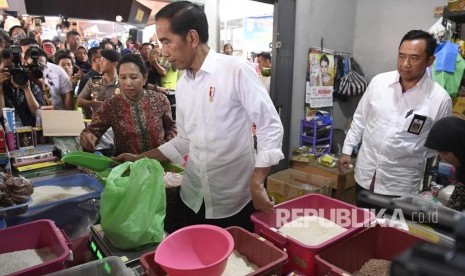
left=339, top=30, right=452, bottom=205
left=114, top=1, right=284, bottom=231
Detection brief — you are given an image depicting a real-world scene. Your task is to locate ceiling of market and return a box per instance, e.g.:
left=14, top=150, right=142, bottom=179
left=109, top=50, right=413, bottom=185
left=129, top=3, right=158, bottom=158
left=6, top=0, right=170, bottom=27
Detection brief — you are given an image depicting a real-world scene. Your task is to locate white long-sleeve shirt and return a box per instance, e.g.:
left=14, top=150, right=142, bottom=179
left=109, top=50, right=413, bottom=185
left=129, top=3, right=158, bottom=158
left=159, top=50, right=284, bottom=219
left=342, top=71, right=452, bottom=196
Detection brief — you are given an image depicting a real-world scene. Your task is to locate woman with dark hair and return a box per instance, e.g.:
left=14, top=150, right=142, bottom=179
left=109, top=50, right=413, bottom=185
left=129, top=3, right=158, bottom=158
left=80, top=54, right=176, bottom=155
left=75, top=46, right=91, bottom=74
left=318, top=54, right=333, bottom=86
left=223, top=43, right=233, bottom=55
left=425, top=117, right=465, bottom=211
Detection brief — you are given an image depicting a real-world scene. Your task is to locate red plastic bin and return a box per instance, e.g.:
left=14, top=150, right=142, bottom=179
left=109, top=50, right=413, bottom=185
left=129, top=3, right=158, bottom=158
left=0, top=219, right=71, bottom=276
left=251, top=194, right=374, bottom=275
left=140, top=226, right=288, bottom=276
left=315, top=224, right=424, bottom=275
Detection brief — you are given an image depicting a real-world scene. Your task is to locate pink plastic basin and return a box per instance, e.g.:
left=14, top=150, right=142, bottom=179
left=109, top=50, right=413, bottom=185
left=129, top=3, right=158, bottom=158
left=154, top=224, right=234, bottom=276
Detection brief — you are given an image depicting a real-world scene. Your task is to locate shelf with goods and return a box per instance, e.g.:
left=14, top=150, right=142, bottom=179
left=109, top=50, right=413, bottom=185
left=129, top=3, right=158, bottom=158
left=299, top=119, right=332, bottom=156
left=443, top=5, right=465, bottom=25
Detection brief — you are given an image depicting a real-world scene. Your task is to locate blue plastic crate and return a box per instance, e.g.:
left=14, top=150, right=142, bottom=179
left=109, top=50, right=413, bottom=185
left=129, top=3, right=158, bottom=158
left=0, top=199, right=31, bottom=219
left=5, top=173, right=103, bottom=237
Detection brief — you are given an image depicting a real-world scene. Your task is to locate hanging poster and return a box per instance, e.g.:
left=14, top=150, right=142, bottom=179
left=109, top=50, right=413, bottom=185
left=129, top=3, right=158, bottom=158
left=305, top=50, right=335, bottom=108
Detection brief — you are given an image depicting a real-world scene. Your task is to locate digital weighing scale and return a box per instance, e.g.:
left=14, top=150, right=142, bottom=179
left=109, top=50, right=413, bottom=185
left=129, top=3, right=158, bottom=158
left=88, top=224, right=159, bottom=268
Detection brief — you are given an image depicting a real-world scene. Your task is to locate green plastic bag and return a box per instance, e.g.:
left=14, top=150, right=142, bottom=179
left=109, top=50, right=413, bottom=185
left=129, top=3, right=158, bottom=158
left=100, top=158, right=166, bottom=250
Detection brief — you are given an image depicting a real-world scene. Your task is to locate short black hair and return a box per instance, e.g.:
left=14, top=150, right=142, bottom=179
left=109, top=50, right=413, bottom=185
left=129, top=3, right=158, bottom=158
left=155, top=1, right=209, bottom=44
left=257, top=51, right=271, bottom=61
left=399, top=30, right=436, bottom=58
left=24, top=46, right=47, bottom=59
left=117, top=54, right=147, bottom=76
left=66, top=30, right=80, bottom=40
left=8, top=25, right=24, bottom=37
left=88, top=47, right=101, bottom=63
left=99, top=39, right=115, bottom=50
left=19, top=38, right=38, bottom=47
left=54, top=49, right=74, bottom=64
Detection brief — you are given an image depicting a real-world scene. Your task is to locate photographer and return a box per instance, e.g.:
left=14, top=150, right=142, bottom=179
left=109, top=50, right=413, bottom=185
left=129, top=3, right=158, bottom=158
left=0, top=49, right=43, bottom=127
left=21, top=42, right=73, bottom=110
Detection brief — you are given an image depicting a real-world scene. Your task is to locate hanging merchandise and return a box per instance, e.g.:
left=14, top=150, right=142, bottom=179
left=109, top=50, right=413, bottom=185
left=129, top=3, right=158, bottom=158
left=433, top=55, right=465, bottom=97
left=434, top=41, right=459, bottom=73
left=332, top=54, right=347, bottom=101
left=432, top=41, right=465, bottom=97
left=305, top=49, right=335, bottom=108
left=337, top=57, right=368, bottom=97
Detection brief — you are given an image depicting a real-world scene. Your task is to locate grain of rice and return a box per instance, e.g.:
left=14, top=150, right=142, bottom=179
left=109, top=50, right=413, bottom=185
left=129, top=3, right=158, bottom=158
left=278, top=216, right=347, bottom=246
left=0, top=248, right=56, bottom=275
left=222, top=249, right=258, bottom=276
left=354, top=259, right=391, bottom=276
left=31, top=185, right=92, bottom=206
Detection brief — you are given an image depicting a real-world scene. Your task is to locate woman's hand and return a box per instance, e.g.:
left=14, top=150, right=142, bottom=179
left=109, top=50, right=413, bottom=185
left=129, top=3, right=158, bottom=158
left=112, top=153, right=138, bottom=163
left=80, top=132, right=98, bottom=152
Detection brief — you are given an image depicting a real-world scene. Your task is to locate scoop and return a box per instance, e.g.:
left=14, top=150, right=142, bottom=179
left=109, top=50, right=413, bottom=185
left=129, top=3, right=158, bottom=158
left=61, top=151, right=118, bottom=172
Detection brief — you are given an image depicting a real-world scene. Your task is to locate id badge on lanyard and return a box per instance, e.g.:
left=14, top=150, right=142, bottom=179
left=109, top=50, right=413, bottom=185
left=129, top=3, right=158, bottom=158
left=407, top=114, right=427, bottom=135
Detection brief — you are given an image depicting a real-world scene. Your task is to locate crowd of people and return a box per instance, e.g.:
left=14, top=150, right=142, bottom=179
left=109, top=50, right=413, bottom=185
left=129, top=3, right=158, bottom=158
left=0, top=18, right=183, bottom=162
left=0, top=21, right=181, bottom=127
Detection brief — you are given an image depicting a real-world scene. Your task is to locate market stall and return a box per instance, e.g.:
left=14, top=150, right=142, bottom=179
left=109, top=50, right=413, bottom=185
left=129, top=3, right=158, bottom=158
left=2, top=1, right=465, bottom=276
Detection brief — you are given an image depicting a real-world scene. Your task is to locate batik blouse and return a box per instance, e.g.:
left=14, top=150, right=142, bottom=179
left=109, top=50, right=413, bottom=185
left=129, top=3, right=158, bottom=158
left=81, top=89, right=176, bottom=155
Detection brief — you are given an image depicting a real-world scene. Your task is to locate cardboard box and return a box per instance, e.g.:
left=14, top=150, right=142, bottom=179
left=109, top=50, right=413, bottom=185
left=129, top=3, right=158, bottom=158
left=41, top=110, right=85, bottom=136
left=15, top=126, right=34, bottom=149
left=291, top=160, right=356, bottom=204
left=267, top=169, right=332, bottom=204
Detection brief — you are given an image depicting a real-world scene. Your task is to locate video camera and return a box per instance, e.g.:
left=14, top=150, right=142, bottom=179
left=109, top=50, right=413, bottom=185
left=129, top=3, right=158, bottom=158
left=8, top=45, right=44, bottom=86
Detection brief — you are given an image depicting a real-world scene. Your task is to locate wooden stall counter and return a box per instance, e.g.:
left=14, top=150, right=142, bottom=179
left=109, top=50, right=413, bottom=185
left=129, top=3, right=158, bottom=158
left=290, top=159, right=356, bottom=204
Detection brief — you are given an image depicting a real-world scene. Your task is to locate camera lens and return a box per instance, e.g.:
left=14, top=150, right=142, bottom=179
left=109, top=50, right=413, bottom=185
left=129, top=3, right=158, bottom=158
left=11, top=69, right=28, bottom=86
left=31, top=67, right=43, bottom=79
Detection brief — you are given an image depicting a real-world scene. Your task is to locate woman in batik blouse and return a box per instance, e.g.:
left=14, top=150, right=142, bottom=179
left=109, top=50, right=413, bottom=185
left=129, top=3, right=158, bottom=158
left=80, top=54, right=176, bottom=155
